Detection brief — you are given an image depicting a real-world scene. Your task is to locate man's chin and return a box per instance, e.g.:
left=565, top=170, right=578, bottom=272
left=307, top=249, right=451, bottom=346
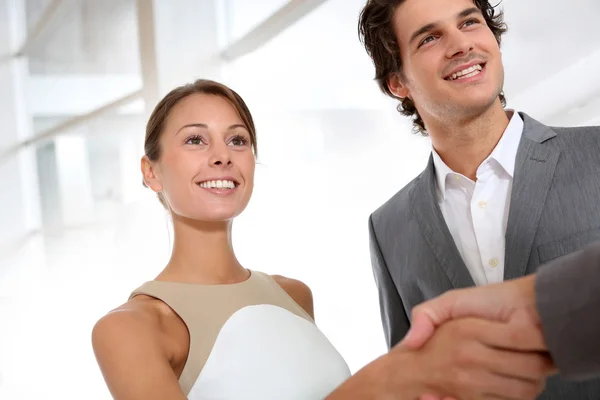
left=455, top=93, right=503, bottom=114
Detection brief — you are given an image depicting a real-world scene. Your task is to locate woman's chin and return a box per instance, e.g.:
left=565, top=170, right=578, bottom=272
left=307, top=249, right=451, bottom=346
left=174, top=209, right=243, bottom=224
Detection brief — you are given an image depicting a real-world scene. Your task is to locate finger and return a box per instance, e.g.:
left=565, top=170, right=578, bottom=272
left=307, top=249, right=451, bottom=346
left=474, top=344, right=555, bottom=381
left=464, top=370, right=545, bottom=400
left=414, top=281, right=521, bottom=327
left=419, top=394, right=441, bottom=400
left=404, top=282, right=519, bottom=350
left=402, top=291, right=464, bottom=349
left=401, top=312, right=437, bottom=349
left=403, top=289, right=496, bottom=351
left=414, top=291, right=457, bottom=326
left=480, top=379, right=545, bottom=400
left=472, top=319, right=548, bottom=352
left=483, top=372, right=545, bottom=400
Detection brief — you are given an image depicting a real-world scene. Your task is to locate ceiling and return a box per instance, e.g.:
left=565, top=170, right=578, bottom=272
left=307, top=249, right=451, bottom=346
left=19, top=0, right=600, bottom=125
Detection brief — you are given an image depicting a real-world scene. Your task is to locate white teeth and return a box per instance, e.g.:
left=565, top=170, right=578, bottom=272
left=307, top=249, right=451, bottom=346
left=199, top=179, right=236, bottom=189
left=461, top=70, right=480, bottom=79
left=449, top=64, right=483, bottom=81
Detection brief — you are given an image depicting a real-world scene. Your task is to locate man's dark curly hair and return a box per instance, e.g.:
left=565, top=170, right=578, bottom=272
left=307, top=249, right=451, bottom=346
left=358, top=0, right=508, bottom=135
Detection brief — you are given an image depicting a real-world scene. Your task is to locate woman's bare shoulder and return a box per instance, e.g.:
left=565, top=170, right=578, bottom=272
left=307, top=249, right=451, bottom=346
left=92, top=296, right=166, bottom=349
left=271, top=274, right=314, bottom=320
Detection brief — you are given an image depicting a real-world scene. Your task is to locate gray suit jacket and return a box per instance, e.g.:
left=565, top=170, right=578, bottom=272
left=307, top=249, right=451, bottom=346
left=536, top=240, right=600, bottom=381
left=369, top=112, right=600, bottom=399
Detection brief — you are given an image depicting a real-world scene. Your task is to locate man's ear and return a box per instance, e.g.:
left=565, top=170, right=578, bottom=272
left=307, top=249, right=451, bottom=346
left=141, top=156, right=163, bottom=192
left=387, top=73, right=410, bottom=99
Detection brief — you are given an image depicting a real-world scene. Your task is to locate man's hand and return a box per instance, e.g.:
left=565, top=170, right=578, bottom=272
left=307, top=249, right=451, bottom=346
left=401, top=275, right=544, bottom=350
left=397, top=317, right=553, bottom=400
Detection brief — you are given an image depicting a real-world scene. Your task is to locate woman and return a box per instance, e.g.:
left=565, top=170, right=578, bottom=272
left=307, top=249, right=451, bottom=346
left=92, top=79, right=550, bottom=400
left=92, top=79, right=352, bottom=400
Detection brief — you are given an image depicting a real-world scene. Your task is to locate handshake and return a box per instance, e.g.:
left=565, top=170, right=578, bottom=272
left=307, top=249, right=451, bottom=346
left=328, top=240, right=600, bottom=400
left=328, top=274, right=556, bottom=400
left=395, top=274, right=554, bottom=400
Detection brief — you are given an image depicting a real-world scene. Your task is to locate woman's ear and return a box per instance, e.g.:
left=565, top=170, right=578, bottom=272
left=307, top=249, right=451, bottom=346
left=141, top=156, right=163, bottom=192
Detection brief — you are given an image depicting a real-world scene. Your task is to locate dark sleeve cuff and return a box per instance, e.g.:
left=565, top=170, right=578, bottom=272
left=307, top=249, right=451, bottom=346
left=535, top=241, right=600, bottom=381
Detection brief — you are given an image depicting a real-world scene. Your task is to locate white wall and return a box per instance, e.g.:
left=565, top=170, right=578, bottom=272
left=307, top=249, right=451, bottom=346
left=2, top=0, right=600, bottom=398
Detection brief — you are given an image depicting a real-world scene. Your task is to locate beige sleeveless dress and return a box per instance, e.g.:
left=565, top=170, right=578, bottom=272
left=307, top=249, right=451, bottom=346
left=129, top=270, right=351, bottom=399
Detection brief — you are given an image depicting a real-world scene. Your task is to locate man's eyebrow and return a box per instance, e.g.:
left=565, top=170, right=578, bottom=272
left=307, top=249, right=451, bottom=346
left=409, top=22, right=437, bottom=45
left=458, top=7, right=481, bottom=19
left=409, top=7, right=481, bottom=45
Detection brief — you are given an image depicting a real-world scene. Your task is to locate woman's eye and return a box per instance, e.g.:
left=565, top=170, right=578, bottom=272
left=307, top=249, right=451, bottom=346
left=186, top=135, right=204, bottom=145
left=229, top=135, right=248, bottom=146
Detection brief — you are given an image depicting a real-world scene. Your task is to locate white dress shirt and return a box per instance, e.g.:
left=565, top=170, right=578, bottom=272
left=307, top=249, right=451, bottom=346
left=431, top=111, right=524, bottom=286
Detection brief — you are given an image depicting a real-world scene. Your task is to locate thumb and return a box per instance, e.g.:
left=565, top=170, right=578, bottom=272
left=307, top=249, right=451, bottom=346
left=400, top=311, right=436, bottom=349
left=400, top=292, right=457, bottom=349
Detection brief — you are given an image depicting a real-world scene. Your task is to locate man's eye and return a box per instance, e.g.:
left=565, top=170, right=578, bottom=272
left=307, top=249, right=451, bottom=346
left=419, top=36, right=436, bottom=47
left=463, top=19, right=479, bottom=27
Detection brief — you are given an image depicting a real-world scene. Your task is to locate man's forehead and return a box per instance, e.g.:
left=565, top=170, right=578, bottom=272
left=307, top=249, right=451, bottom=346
left=393, top=0, right=480, bottom=39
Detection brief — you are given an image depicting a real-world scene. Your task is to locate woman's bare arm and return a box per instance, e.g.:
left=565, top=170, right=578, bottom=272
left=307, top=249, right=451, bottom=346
left=92, top=305, right=187, bottom=400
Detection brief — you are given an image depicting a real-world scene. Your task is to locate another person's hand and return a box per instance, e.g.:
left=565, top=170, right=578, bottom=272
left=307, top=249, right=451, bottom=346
left=402, top=275, right=543, bottom=351
left=400, top=275, right=557, bottom=400
left=395, top=317, right=553, bottom=400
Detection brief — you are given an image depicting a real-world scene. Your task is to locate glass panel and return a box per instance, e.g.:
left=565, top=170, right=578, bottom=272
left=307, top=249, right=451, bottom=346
left=221, top=0, right=289, bottom=44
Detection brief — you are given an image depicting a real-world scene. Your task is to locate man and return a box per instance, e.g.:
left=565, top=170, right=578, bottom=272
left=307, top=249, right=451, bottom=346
left=358, top=0, right=600, bottom=398
left=403, top=239, right=600, bottom=390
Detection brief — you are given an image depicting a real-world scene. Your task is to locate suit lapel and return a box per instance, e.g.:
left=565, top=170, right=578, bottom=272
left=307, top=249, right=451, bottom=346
left=504, top=113, right=561, bottom=280
left=409, top=156, right=475, bottom=289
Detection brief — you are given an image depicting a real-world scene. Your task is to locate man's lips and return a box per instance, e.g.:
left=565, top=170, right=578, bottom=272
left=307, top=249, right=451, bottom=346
left=444, top=61, right=486, bottom=81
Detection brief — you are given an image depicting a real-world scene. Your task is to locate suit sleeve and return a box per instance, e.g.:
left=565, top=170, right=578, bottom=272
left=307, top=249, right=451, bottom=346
left=368, top=214, right=411, bottom=349
left=535, top=240, right=600, bottom=381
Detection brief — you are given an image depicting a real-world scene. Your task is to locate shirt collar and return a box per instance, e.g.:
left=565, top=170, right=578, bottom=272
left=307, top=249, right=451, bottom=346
left=431, top=146, right=455, bottom=199
left=432, top=110, right=524, bottom=200
left=489, top=110, right=523, bottom=178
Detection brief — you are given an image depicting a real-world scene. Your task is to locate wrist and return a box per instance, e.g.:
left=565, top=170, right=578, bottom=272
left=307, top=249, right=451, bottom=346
left=325, top=350, right=422, bottom=400
left=381, top=348, right=429, bottom=398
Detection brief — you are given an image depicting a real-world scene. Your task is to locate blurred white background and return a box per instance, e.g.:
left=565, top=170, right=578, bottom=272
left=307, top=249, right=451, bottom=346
left=1, top=0, right=600, bottom=398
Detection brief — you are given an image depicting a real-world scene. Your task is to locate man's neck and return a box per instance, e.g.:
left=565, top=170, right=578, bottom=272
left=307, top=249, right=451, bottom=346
left=428, top=102, right=511, bottom=181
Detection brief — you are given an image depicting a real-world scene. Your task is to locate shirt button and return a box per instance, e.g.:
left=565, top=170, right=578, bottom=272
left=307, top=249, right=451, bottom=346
left=489, top=258, right=498, bottom=268
left=478, top=200, right=487, bottom=209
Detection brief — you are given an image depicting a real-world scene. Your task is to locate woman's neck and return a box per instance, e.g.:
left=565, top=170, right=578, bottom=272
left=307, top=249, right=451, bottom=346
left=156, top=215, right=248, bottom=284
